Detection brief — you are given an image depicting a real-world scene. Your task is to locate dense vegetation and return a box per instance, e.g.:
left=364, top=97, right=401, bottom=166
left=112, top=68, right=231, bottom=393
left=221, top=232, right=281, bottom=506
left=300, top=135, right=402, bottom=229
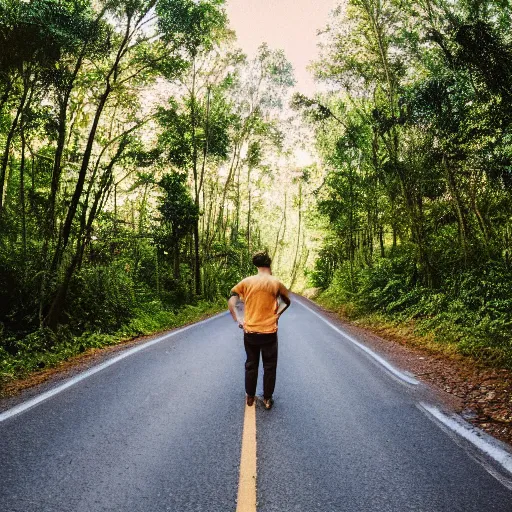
left=0, top=0, right=312, bottom=381
left=4, top=0, right=511, bottom=382
left=297, top=0, right=512, bottom=368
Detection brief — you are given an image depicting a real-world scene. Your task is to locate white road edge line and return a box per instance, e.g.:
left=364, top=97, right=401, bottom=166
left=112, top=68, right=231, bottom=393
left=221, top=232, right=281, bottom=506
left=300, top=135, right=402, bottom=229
left=418, top=402, right=512, bottom=479
left=0, top=311, right=228, bottom=423
left=295, top=299, right=419, bottom=386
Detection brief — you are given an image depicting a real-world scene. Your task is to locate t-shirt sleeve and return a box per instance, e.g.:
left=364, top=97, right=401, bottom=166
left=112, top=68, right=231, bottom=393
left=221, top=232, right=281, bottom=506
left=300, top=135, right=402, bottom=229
left=231, top=280, right=245, bottom=297
left=278, top=281, right=290, bottom=300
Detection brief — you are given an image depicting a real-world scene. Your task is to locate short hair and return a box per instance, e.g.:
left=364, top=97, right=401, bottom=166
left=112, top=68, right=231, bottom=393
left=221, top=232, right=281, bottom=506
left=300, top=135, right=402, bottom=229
left=252, top=251, right=271, bottom=268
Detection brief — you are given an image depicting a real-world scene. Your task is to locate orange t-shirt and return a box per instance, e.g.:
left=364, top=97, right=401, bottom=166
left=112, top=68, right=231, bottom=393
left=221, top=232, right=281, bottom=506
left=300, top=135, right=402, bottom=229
left=231, top=273, right=289, bottom=333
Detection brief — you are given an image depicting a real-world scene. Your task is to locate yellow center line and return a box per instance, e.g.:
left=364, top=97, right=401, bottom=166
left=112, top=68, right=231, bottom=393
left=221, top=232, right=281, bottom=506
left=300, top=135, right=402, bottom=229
left=236, top=401, right=257, bottom=512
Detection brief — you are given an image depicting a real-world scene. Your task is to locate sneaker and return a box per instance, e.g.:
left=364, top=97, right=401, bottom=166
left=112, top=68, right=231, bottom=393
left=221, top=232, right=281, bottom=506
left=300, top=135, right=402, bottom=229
left=246, top=395, right=255, bottom=406
left=263, top=397, right=274, bottom=410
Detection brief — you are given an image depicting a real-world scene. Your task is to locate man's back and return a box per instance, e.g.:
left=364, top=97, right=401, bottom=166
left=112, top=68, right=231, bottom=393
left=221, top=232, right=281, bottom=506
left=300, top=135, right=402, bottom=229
left=232, top=273, right=288, bottom=334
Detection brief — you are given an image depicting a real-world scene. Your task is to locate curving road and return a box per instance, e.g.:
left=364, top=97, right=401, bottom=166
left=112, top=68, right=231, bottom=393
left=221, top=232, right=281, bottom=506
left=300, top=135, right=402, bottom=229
left=1, top=296, right=512, bottom=511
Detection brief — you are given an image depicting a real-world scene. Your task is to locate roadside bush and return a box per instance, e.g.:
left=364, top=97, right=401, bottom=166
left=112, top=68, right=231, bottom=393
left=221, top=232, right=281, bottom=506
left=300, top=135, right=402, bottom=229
left=315, top=255, right=512, bottom=369
left=68, top=262, right=137, bottom=332
left=356, top=247, right=418, bottom=312
left=321, top=261, right=360, bottom=301
left=0, top=298, right=225, bottom=383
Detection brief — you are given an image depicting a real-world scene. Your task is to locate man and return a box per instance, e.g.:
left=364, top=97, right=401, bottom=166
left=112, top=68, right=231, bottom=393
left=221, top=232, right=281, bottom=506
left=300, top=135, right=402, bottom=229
left=228, top=251, right=291, bottom=410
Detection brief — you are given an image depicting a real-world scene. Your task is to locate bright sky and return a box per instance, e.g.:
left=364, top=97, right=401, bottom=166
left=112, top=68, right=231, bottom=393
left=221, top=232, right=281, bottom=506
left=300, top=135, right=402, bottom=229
left=225, top=0, right=338, bottom=95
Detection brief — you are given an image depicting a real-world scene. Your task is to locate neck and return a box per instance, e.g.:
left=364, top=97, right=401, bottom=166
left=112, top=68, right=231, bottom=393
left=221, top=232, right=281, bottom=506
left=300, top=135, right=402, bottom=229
left=257, top=267, right=272, bottom=275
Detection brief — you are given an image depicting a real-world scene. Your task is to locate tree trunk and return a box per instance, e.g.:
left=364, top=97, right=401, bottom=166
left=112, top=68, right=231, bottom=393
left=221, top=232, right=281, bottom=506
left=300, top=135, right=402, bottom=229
left=48, top=46, right=85, bottom=238
left=190, top=58, right=202, bottom=296
left=56, top=84, right=112, bottom=265
left=20, top=129, right=27, bottom=267
left=0, top=79, right=30, bottom=211
left=218, top=142, right=242, bottom=231
left=247, top=165, right=252, bottom=252
left=272, top=192, right=287, bottom=265
left=51, top=14, right=133, bottom=272
left=379, top=226, right=385, bottom=258
left=289, top=182, right=302, bottom=289
left=443, top=157, right=469, bottom=266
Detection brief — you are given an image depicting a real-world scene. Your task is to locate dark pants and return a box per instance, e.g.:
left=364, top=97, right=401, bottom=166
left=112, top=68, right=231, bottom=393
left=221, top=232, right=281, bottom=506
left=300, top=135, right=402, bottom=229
left=244, top=332, right=278, bottom=400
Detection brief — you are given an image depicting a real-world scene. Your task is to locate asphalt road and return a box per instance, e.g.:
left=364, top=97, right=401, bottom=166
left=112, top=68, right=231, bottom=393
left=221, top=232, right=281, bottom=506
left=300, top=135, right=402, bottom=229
left=1, top=297, right=512, bottom=511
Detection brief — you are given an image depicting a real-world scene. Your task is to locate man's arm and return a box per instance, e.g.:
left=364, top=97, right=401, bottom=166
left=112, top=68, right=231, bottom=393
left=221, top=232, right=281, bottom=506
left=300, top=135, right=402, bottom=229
left=277, top=284, right=291, bottom=317
left=228, top=292, right=244, bottom=328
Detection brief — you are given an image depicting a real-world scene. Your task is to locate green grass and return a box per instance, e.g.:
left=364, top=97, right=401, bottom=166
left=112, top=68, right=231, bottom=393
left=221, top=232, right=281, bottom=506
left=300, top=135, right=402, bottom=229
left=0, top=298, right=226, bottom=386
left=313, top=291, right=512, bottom=370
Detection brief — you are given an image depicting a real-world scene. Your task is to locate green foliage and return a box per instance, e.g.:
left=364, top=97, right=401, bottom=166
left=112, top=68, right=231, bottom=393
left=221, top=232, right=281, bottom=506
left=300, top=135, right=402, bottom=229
left=158, top=172, right=198, bottom=239
left=303, top=0, right=512, bottom=369
left=68, top=262, right=137, bottom=332
left=0, top=0, right=297, bottom=385
left=0, top=299, right=225, bottom=383
left=316, top=255, right=512, bottom=368
left=157, top=90, right=232, bottom=169
left=0, top=0, right=96, bottom=71
left=157, top=0, right=228, bottom=56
